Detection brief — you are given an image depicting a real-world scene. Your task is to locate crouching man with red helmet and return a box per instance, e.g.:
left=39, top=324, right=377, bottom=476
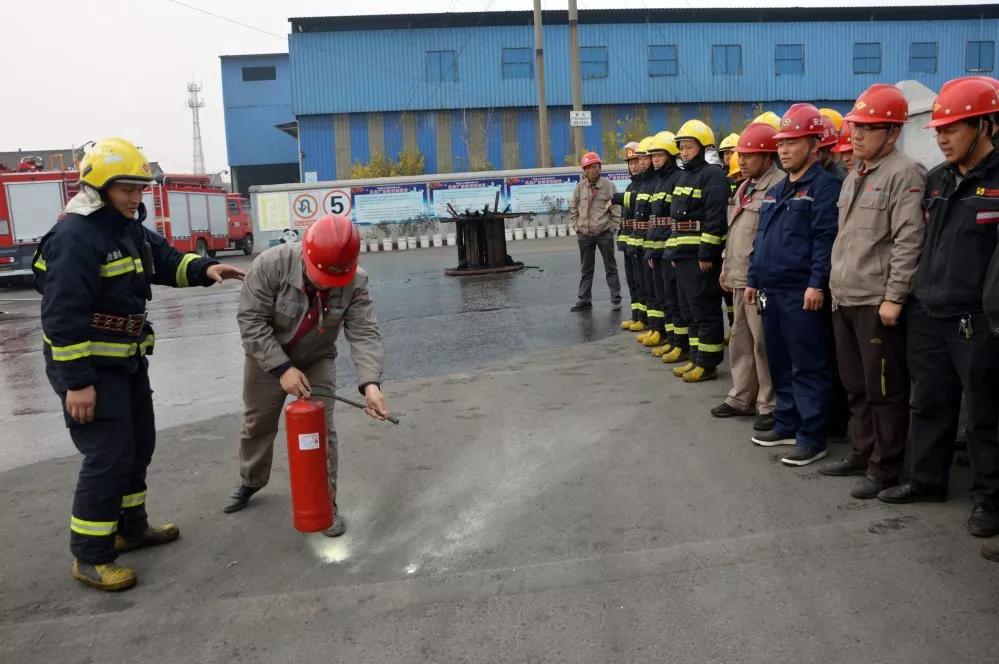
left=225, top=214, right=388, bottom=536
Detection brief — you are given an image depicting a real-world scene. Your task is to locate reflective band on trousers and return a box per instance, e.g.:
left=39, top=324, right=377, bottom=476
left=673, top=326, right=689, bottom=335
left=44, top=334, right=156, bottom=362
left=700, top=233, right=725, bottom=245
left=698, top=342, right=726, bottom=353
left=647, top=309, right=665, bottom=318
left=70, top=516, right=117, bottom=537
left=175, top=253, right=200, bottom=288
left=689, top=337, right=700, bottom=348
left=121, top=491, right=146, bottom=509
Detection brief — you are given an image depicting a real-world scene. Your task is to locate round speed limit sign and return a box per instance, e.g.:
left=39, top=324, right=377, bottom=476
left=323, top=189, right=352, bottom=216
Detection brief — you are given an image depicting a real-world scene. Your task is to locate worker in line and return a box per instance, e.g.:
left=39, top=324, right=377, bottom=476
left=719, top=132, right=742, bottom=333
left=615, top=142, right=643, bottom=329
left=745, top=104, right=841, bottom=466
left=820, top=84, right=927, bottom=500
left=713, top=122, right=783, bottom=432
left=620, top=139, right=653, bottom=331
left=225, top=214, right=389, bottom=537
left=831, top=124, right=856, bottom=173
left=640, top=131, right=684, bottom=353
left=569, top=151, right=622, bottom=312
left=878, top=79, right=999, bottom=540
left=817, top=115, right=847, bottom=182
left=33, top=138, right=246, bottom=591
left=628, top=137, right=658, bottom=333
left=666, top=120, right=730, bottom=382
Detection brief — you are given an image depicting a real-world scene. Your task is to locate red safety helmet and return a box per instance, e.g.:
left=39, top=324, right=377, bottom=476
left=734, top=122, right=779, bottom=153
left=580, top=151, right=602, bottom=168
left=844, top=84, right=909, bottom=125
left=818, top=117, right=839, bottom=148
left=939, top=75, right=999, bottom=96
left=773, top=103, right=826, bottom=140
left=926, top=77, right=999, bottom=128
left=831, top=124, right=854, bottom=153
left=302, top=214, right=361, bottom=289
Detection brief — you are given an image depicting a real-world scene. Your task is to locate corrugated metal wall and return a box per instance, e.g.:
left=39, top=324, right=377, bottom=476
left=288, top=19, right=998, bottom=114
left=221, top=54, right=298, bottom=166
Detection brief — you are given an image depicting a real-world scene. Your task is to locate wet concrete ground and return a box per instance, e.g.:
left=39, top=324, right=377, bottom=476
left=1, top=237, right=997, bottom=663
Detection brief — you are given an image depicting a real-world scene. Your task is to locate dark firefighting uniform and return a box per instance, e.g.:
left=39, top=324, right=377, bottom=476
left=33, top=202, right=218, bottom=564
left=614, top=172, right=643, bottom=323
left=649, top=161, right=684, bottom=347
left=908, top=149, right=999, bottom=505
left=632, top=171, right=658, bottom=327
left=668, top=154, right=731, bottom=368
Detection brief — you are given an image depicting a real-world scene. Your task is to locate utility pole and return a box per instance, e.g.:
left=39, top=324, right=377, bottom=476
left=567, top=0, right=584, bottom=160
left=187, top=82, right=206, bottom=174
left=533, top=0, right=551, bottom=168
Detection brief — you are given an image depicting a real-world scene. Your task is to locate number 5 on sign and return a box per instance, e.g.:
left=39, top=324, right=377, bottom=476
left=324, top=189, right=352, bottom=217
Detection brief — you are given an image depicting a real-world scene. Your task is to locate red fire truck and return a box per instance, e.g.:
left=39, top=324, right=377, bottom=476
left=0, top=170, right=252, bottom=287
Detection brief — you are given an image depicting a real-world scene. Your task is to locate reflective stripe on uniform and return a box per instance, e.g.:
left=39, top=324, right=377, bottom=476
left=635, top=303, right=648, bottom=312
left=43, top=337, right=92, bottom=362
left=636, top=193, right=651, bottom=201
left=665, top=323, right=675, bottom=332
left=691, top=189, right=703, bottom=199
left=689, top=337, right=700, bottom=348
left=647, top=309, right=664, bottom=319
left=674, top=326, right=689, bottom=336
left=698, top=341, right=726, bottom=353
left=100, top=257, right=144, bottom=278
left=623, top=192, right=632, bottom=208
left=44, top=334, right=155, bottom=361
left=34, top=258, right=47, bottom=271
left=630, top=303, right=642, bottom=311
left=175, top=253, right=200, bottom=288
left=70, top=516, right=117, bottom=537
left=672, top=236, right=701, bottom=246
left=700, top=233, right=725, bottom=245
left=139, top=333, right=156, bottom=355
left=121, top=491, right=147, bottom=509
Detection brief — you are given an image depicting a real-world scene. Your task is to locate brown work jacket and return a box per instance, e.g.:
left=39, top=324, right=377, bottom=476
left=721, top=164, right=783, bottom=290
left=570, top=176, right=620, bottom=236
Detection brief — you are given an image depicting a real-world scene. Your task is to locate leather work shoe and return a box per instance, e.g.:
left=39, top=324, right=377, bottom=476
left=642, top=330, right=663, bottom=347
left=223, top=485, right=261, bottom=513
left=968, top=503, right=999, bottom=538
left=72, top=560, right=137, bottom=592
left=628, top=321, right=647, bottom=332
left=322, top=513, right=347, bottom=538
left=710, top=402, right=754, bottom=418
left=115, top=524, right=180, bottom=553
left=682, top=366, right=717, bottom=383
left=672, top=360, right=695, bottom=377
left=661, top=347, right=686, bottom=363
left=818, top=457, right=868, bottom=477
left=751, top=430, right=796, bottom=447
left=651, top=344, right=673, bottom=357
left=981, top=543, right=999, bottom=563
left=621, top=319, right=635, bottom=330
left=752, top=413, right=775, bottom=431
left=851, top=475, right=891, bottom=500
left=570, top=301, right=592, bottom=312
left=877, top=481, right=947, bottom=505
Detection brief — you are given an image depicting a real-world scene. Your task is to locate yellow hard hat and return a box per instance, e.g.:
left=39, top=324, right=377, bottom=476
left=752, top=111, right=782, bottom=130
left=727, top=152, right=741, bottom=177
left=648, top=131, right=680, bottom=156
left=675, top=120, right=715, bottom=148
left=636, top=136, right=656, bottom=154
left=79, top=137, right=154, bottom=190
left=719, top=132, right=740, bottom=152
left=818, top=108, right=844, bottom=131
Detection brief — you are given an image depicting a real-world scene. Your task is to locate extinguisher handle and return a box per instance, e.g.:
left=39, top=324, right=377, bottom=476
left=306, top=391, right=400, bottom=425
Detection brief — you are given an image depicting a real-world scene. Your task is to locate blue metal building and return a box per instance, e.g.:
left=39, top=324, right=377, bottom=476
left=220, top=6, right=999, bottom=192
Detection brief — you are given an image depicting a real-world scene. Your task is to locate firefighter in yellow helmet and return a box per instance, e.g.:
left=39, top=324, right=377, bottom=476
left=753, top=111, right=782, bottom=131
left=662, top=120, right=730, bottom=382
left=620, top=137, right=655, bottom=332
left=717, top=132, right=742, bottom=331
left=31, top=138, right=245, bottom=591
left=819, top=108, right=844, bottom=132
left=614, top=141, right=644, bottom=329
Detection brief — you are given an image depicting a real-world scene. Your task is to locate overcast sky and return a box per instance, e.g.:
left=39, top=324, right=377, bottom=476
left=2, top=0, right=990, bottom=173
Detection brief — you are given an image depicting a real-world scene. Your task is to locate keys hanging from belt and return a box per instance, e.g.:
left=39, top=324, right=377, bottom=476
left=756, top=291, right=768, bottom=315
left=959, top=315, right=974, bottom=340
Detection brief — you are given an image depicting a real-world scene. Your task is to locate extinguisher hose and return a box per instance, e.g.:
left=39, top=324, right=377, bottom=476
left=307, top=390, right=400, bottom=425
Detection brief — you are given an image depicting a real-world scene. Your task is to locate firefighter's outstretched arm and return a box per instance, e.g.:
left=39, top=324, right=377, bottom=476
left=141, top=226, right=244, bottom=287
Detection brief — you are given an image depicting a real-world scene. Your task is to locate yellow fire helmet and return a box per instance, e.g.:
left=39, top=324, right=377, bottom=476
left=674, top=120, right=716, bottom=148
left=718, top=132, right=741, bottom=152
left=727, top=151, right=741, bottom=177
left=635, top=136, right=656, bottom=154
left=648, top=131, right=680, bottom=156
left=622, top=141, right=641, bottom=160
left=79, top=137, right=155, bottom=190
left=752, top=111, right=782, bottom=130
left=818, top=107, right=844, bottom=131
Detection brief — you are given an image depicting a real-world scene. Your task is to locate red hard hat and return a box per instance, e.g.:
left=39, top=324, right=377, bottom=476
left=734, top=122, right=779, bottom=154
left=580, top=151, right=602, bottom=168
left=302, top=214, right=361, bottom=289
left=831, top=124, right=854, bottom=153
left=818, top=117, right=839, bottom=148
left=773, top=103, right=826, bottom=140
left=939, top=75, right=999, bottom=96
left=844, top=84, right=909, bottom=125
left=926, top=77, right=999, bottom=128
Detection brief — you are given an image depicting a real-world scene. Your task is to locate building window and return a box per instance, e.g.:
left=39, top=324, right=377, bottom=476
left=775, top=44, right=804, bottom=76
left=241, top=66, right=275, bottom=82
left=712, top=45, right=742, bottom=75
left=967, top=40, right=995, bottom=72
left=854, top=43, right=881, bottom=74
left=501, top=48, right=532, bottom=79
left=581, top=46, right=608, bottom=79
left=648, top=45, right=678, bottom=77
left=909, top=42, right=938, bottom=73
left=426, top=50, right=457, bottom=82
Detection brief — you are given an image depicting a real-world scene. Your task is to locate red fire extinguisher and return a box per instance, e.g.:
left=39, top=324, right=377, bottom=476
left=284, top=397, right=335, bottom=533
